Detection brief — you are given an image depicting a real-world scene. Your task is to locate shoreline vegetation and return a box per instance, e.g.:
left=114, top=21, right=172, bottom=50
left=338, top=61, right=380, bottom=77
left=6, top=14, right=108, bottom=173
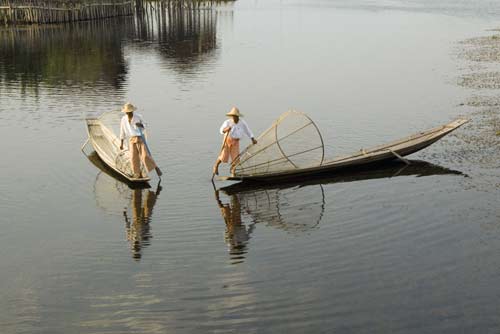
left=0, top=0, right=232, bottom=25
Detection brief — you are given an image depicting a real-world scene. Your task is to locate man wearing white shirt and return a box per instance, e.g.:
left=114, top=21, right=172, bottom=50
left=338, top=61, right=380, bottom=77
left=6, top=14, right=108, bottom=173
left=119, top=102, right=162, bottom=178
left=213, top=107, right=257, bottom=176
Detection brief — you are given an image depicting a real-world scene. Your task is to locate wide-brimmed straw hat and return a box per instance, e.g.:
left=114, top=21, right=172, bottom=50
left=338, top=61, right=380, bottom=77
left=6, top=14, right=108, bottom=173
left=226, top=107, right=243, bottom=117
left=121, top=102, right=137, bottom=113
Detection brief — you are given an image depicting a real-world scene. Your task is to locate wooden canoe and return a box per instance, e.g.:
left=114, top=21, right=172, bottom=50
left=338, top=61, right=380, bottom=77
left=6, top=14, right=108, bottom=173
left=83, top=114, right=150, bottom=183
left=218, top=118, right=469, bottom=182
left=86, top=151, right=151, bottom=189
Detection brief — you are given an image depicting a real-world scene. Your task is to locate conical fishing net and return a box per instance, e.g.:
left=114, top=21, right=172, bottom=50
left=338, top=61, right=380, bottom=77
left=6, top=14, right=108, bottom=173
left=234, top=111, right=324, bottom=176
left=98, top=110, right=122, bottom=136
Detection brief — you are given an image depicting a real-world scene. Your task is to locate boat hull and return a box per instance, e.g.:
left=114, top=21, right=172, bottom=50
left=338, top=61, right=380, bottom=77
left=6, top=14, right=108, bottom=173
left=220, top=118, right=469, bottom=182
left=85, top=117, right=150, bottom=183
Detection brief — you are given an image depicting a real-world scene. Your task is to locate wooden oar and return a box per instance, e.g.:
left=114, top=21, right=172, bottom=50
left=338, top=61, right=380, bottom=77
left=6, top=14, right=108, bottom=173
left=212, top=130, right=230, bottom=182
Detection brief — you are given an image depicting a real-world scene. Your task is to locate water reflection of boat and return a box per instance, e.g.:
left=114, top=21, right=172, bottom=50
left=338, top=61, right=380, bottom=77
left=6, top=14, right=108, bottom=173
left=233, top=184, right=325, bottom=233
left=213, top=179, right=326, bottom=264
left=90, top=151, right=160, bottom=260
left=214, top=160, right=463, bottom=263
left=220, top=160, right=464, bottom=193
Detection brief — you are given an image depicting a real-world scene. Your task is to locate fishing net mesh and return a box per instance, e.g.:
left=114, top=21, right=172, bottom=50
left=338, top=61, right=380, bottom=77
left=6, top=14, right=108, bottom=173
left=98, top=110, right=122, bottom=136
left=234, top=111, right=324, bottom=176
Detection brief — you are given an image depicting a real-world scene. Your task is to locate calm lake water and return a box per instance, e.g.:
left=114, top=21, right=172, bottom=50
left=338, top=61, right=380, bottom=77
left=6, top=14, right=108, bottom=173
left=0, top=0, right=499, bottom=333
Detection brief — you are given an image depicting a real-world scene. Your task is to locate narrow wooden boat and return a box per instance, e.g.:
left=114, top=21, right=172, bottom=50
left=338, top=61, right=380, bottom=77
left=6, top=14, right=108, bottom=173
left=86, top=151, right=151, bottom=188
left=82, top=111, right=150, bottom=183
left=219, top=117, right=469, bottom=182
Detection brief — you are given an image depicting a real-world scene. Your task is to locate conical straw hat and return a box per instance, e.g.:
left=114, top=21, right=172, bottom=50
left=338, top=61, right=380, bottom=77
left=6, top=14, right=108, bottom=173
left=121, top=102, right=137, bottom=113
left=226, top=107, right=243, bottom=117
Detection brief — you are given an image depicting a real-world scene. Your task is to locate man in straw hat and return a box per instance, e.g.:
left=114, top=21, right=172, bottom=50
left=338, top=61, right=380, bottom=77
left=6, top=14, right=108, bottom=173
left=213, top=107, right=257, bottom=176
left=119, top=102, right=162, bottom=178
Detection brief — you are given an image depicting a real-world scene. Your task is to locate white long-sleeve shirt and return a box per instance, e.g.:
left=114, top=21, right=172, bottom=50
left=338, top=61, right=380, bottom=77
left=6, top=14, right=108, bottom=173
left=120, top=114, right=145, bottom=140
left=219, top=119, right=254, bottom=139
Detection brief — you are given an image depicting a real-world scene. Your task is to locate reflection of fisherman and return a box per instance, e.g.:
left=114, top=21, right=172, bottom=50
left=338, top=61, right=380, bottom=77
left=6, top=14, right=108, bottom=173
left=214, top=190, right=255, bottom=259
left=123, top=184, right=161, bottom=260
left=213, top=107, right=257, bottom=176
left=119, top=102, right=163, bottom=179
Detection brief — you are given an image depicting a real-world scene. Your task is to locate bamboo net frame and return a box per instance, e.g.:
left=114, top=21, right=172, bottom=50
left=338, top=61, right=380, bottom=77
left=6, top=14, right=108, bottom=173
left=233, top=110, right=325, bottom=177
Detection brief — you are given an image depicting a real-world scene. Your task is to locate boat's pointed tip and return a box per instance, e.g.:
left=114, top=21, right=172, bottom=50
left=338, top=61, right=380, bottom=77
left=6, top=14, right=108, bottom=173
left=447, top=118, right=470, bottom=128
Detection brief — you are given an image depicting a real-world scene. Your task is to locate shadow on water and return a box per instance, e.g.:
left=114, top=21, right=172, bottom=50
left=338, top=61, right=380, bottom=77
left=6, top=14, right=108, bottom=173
left=88, top=151, right=161, bottom=261
left=0, top=4, right=220, bottom=93
left=215, top=160, right=464, bottom=264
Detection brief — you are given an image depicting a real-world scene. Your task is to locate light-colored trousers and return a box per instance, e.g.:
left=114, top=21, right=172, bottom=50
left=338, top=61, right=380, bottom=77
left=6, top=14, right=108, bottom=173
left=129, top=136, right=157, bottom=175
left=218, top=136, right=240, bottom=164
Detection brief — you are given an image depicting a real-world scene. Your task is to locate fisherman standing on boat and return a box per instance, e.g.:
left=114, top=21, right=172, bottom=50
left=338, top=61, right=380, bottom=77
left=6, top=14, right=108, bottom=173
left=213, top=107, right=257, bottom=176
left=119, top=102, right=162, bottom=178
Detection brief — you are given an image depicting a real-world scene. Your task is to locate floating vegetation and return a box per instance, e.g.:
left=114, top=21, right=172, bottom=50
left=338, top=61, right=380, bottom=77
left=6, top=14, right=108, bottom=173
left=458, top=72, right=500, bottom=89
left=448, top=31, right=500, bottom=193
left=458, top=34, right=500, bottom=63
left=464, top=95, right=500, bottom=107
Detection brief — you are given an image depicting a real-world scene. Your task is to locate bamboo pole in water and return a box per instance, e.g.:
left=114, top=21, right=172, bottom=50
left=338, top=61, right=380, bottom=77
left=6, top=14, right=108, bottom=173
left=0, top=0, right=235, bottom=25
left=0, top=0, right=136, bottom=24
